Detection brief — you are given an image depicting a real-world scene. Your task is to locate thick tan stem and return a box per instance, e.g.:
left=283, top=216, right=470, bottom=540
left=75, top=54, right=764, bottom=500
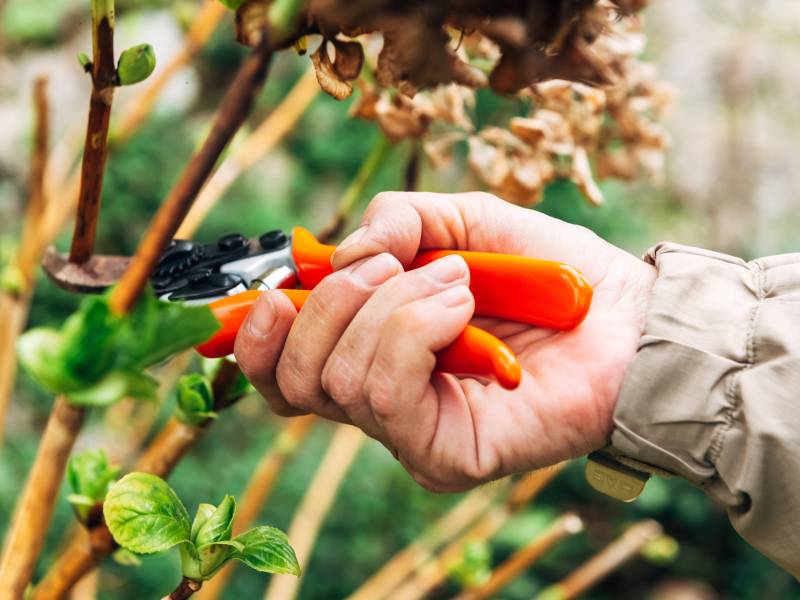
left=263, top=425, right=364, bottom=600
left=536, top=520, right=663, bottom=600
left=69, top=5, right=116, bottom=264
left=0, top=76, right=50, bottom=445
left=0, top=398, right=86, bottom=599
left=347, top=481, right=509, bottom=600
left=175, top=67, right=319, bottom=239
left=197, top=415, right=316, bottom=600
left=454, top=513, right=584, bottom=600
left=68, top=570, right=98, bottom=600
left=109, top=35, right=274, bottom=315
left=390, top=464, right=566, bottom=600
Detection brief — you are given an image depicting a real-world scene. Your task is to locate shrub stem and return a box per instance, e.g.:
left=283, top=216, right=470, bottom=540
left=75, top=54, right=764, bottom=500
left=69, top=0, right=116, bottom=264
left=0, top=397, right=86, bottom=598
left=166, top=577, right=202, bottom=600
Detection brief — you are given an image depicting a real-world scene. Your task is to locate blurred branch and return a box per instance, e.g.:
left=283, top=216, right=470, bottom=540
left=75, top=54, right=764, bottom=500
left=454, top=512, right=584, bottom=600
left=69, top=0, right=116, bottom=264
left=176, top=67, right=319, bottom=238
left=0, top=76, right=49, bottom=444
left=197, top=415, right=316, bottom=600
left=263, top=425, right=364, bottom=600
left=317, top=135, right=391, bottom=244
left=347, top=480, right=509, bottom=600
left=533, top=520, right=663, bottom=600
left=110, top=32, right=274, bottom=314
left=390, top=464, right=566, bottom=600
left=31, top=361, right=246, bottom=600
left=0, top=397, right=87, bottom=598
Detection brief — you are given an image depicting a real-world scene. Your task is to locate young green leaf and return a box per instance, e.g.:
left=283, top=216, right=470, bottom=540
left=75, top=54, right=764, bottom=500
left=17, top=289, right=219, bottom=407
left=116, top=43, right=156, bottom=85
left=123, top=293, right=220, bottom=370
left=175, top=373, right=217, bottom=425
left=104, top=473, right=192, bottom=554
left=192, top=495, right=235, bottom=548
left=232, top=526, right=301, bottom=576
left=77, top=51, right=91, bottom=71
left=190, top=503, right=216, bottom=542
left=66, top=449, right=120, bottom=521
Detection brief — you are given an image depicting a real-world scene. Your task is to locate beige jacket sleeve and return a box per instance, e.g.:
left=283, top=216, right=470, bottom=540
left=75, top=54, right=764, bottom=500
left=610, top=242, right=800, bottom=577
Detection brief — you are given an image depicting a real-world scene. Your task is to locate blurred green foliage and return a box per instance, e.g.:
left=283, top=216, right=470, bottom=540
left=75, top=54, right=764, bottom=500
left=1, top=3, right=798, bottom=600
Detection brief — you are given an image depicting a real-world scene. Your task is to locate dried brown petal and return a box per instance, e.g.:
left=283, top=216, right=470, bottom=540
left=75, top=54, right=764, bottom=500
left=572, top=146, right=604, bottom=206
left=311, top=41, right=353, bottom=100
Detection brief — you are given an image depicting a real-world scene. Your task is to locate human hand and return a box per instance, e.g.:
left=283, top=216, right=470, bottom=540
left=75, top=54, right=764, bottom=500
left=234, top=192, right=656, bottom=491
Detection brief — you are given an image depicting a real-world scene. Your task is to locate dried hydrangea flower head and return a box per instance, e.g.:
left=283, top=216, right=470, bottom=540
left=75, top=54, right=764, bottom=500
left=227, top=0, right=676, bottom=206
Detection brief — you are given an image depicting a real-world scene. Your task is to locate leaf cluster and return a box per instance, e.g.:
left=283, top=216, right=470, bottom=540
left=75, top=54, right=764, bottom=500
left=17, top=290, right=219, bottom=406
left=104, top=473, right=300, bottom=583
left=66, top=449, right=120, bottom=523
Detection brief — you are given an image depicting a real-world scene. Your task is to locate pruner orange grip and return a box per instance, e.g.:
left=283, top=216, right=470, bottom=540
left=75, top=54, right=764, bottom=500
left=195, top=290, right=523, bottom=390
left=291, top=227, right=593, bottom=330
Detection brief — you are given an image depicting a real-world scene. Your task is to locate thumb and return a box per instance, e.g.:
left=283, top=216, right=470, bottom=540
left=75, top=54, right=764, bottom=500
left=331, top=191, right=502, bottom=271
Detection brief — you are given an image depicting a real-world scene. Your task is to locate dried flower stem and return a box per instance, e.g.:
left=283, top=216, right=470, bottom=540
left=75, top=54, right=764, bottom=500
left=454, top=512, right=584, bottom=600
left=176, top=66, right=318, bottom=238
left=317, top=135, right=390, bottom=243
left=69, top=0, right=116, bottom=264
left=197, top=415, right=316, bottom=600
left=534, top=520, right=663, bottom=600
left=32, top=361, right=245, bottom=600
left=0, top=397, right=87, bottom=598
left=0, top=76, right=50, bottom=444
left=390, top=464, right=566, bottom=600
left=347, top=481, right=509, bottom=600
left=165, top=577, right=202, bottom=600
left=263, top=425, right=364, bottom=600
left=109, top=33, right=274, bottom=314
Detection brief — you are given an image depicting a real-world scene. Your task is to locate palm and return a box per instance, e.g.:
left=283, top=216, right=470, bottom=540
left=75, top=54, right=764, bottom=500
left=398, top=217, right=655, bottom=492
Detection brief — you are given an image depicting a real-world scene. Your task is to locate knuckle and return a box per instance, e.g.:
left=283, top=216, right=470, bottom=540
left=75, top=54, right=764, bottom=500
left=363, top=373, right=397, bottom=422
left=320, top=358, right=361, bottom=406
left=275, top=359, right=318, bottom=411
left=388, top=304, right=428, bottom=337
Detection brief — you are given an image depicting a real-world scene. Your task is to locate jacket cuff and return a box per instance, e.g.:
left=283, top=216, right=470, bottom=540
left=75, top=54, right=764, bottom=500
left=610, top=243, right=760, bottom=502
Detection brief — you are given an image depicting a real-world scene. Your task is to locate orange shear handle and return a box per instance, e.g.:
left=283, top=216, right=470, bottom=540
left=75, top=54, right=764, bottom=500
left=196, top=290, right=522, bottom=390
left=291, top=227, right=592, bottom=330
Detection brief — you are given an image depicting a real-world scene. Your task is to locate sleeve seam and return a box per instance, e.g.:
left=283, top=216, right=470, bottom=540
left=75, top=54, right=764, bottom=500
left=707, top=262, right=766, bottom=465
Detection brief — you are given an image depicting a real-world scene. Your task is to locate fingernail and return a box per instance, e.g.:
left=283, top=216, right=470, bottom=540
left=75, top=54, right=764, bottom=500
left=246, top=294, right=276, bottom=337
left=352, top=253, right=399, bottom=286
left=336, top=225, right=368, bottom=253
left=435, top=284, right=472, bottom=308
left=425, top=254, right=468, bottom=283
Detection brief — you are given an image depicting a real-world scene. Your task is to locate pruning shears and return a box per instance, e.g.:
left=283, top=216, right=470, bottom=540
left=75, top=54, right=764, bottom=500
left=152, top=227, right=594, bottom=390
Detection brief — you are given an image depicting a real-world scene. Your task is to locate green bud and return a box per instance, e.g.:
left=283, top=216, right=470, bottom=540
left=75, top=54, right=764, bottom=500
left=77, top=51, right=92, bottom=72
left=116, top=43, right=156, bottom=86
left=175, top=373, right=217, bottom=426
left=642, top=534, right=680, bottom=565
left=1, top=264, right=24, bottom=296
